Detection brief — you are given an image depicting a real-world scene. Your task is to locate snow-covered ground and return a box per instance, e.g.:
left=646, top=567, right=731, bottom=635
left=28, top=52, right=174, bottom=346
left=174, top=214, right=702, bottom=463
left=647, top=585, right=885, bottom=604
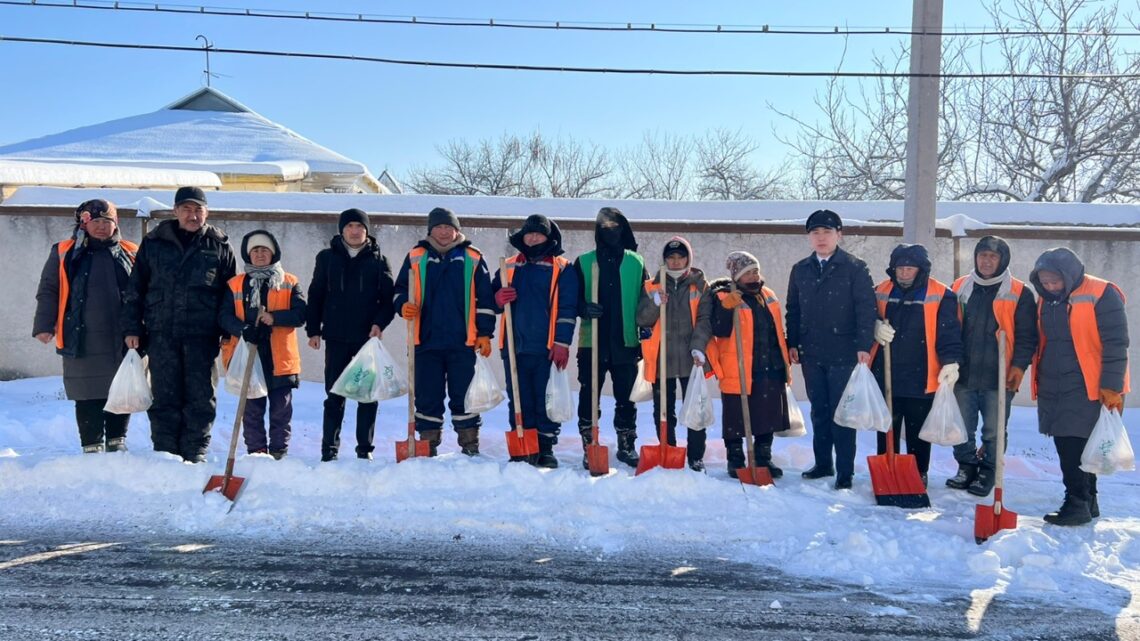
left=1, top=376, right=1138, bottom=614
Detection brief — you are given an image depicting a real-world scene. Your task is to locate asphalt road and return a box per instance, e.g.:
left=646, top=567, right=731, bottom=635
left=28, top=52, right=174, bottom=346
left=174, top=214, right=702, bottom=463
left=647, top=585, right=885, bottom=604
left=0, top=531, right=1127, bottom=641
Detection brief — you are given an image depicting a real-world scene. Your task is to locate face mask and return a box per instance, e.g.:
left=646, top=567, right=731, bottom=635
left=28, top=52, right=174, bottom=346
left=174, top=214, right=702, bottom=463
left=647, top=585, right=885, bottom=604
left=600, top=226, right=623, bottom=247
left=740, top=281, right=762, bottom=294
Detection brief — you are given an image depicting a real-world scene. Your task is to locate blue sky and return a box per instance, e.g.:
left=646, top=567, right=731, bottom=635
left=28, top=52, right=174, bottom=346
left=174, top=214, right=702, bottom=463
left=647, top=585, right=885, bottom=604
left=1, top=1, right=1004, bottom=179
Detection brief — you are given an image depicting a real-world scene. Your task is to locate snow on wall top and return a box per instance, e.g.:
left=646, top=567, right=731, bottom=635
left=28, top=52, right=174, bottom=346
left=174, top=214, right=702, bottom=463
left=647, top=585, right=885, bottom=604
left=2, top=187, right=1138, bottom=228
left=0, top=94, right=370, bottom=178
left=0, top=160, right=222, bottom=189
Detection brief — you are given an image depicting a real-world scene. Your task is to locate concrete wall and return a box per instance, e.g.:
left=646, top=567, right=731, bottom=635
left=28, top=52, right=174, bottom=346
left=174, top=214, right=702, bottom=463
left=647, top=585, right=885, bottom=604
left=2, top=212, right=1137, bottom=408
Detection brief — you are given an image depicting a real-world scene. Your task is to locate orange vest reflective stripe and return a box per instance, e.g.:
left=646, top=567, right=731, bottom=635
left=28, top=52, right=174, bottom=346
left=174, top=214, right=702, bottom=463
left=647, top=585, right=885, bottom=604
left=221, top=273, right=301, bottom=377
left=641, top=279, right=702, bottom=384
left=409, top=246, right=481, bottom=347
left=871, top=278, right=948, bottom=394
left=497, top=255, right=569, bottom=350
left=952, top=275, right=1025, bottom=372
left=706, top=286, right=791, bottom=394
left=54, top=238, right=139, bottom=350
left=1031, top=276, right=1131, bottom=401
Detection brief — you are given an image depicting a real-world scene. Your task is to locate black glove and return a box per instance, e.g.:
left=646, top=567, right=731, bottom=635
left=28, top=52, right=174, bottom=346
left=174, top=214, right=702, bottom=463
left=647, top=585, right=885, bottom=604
left=241, top=324, right=261, bottom=344
left=584, top=303, right=604, bottom=319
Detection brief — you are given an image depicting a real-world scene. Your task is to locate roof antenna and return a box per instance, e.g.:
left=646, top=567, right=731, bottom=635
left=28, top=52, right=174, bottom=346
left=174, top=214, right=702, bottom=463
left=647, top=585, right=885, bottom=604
left=196, top=35, right=215, bottom=87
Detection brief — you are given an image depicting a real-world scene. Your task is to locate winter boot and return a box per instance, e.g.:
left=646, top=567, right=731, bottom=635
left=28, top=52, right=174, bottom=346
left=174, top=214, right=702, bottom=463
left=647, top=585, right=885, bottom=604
left=82, top=443, right=104, bottom=454
left=105, top=438, right=127, bottom=453
left=967, top=467, right=995, bottom=497
left=421, top=429, right=442, bottom=457
left=1089, top=474, right=1100, bottom=518
left=725, top=439, right=745, bottom=479
left=536, top=435, right=558, bottom=469
left=756, top=441, right=783, bottom=479
left=269, top=449, right=287, bottom=461
left=615, top=431, right=639, bottom=468
left=945, top=463, right=978, bottom=490
left=457, top=428, right=480, bottom=456
left=1043, top=494, right=1092, bottom=526
left=579, top=428, right=592, bottom=470
left=687, top=429, right=707, bottom=473
left=321, top=451, right=337, bottom=462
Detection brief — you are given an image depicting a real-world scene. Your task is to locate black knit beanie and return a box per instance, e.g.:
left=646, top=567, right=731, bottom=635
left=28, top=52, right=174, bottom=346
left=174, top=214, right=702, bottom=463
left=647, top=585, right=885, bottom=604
left=338, top=208, right=370, bottom=234
left=427, top=207, right=461, bottom=233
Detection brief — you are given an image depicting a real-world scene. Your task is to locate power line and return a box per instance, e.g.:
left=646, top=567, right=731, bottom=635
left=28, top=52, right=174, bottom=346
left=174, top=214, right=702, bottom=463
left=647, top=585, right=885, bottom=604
left=4, top=35, right=1139, bottom=79
left=2, top=0, right=1139, bottom=38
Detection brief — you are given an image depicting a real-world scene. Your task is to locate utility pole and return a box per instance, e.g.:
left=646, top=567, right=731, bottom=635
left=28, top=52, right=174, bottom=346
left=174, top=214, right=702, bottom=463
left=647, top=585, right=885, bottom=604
left=902, top=0, right=942, bottom=246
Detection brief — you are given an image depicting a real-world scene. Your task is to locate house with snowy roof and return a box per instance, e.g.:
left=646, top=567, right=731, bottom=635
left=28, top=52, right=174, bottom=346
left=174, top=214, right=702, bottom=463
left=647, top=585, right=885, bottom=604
left=0, top=87, right=387, bottom=199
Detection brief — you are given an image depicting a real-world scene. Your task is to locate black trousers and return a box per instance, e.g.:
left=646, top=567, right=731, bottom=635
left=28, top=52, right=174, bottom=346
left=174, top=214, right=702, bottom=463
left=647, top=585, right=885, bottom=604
left=322, top=338, right=378, bottom=457
left=576, top=349, right=638, bottom=439
left=876, top=396, right=934, bottom=476
left=802, top=360, right=858, bottom=479
left=146, top=334, right=219, bottom=462
left=650, top=376, right=689, bottom=444
left=1055, top=435, right=1097, bottom=502
left=504, top=352, right=560, bottom=439
left=243, top=386, right=293, bottom=454
left=75, top=399, right=129, bottom=448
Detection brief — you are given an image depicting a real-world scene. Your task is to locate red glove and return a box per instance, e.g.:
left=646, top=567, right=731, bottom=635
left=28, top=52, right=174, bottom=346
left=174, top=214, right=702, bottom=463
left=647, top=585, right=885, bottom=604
left=549, top=344, right=570, bottom=370
left=1006, top=366, right=1025, bottom=392
left=1100, top=388, right=1124, bottom=413
left=495, top=287, right=518, bottom=307
left=474, top=336, right=492, bottom=358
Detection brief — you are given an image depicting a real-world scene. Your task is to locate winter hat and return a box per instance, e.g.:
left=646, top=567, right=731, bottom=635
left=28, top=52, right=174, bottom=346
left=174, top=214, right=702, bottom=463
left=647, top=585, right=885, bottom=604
left=240, top=229, right=281, bottom=264
left=805, top=209, right=842, bottom=232
left=973, top=235, right=1011, bottom=276
left=75, top=199, right=117, bottom=226
left=174, top=186, right=208, bottom=207
left=663, top=238, right=690, bottom=260
left=518, top=214, right=552, bottom=238
left=427, top=206, right=461, bottom=233
left=889, top=243, right=929, bottom=269
left=725, top=250, right=761, bottom=281
left=338, top=208, right=371, bottom=234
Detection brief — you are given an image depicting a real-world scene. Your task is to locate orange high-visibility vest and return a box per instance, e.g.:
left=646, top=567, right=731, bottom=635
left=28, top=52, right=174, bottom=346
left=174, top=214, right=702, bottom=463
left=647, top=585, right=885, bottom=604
left=497, top=254, right=570, bottom=350
left=706, top=285, right=791, bottom=394
left=1032, top=275, right=1131, bottom=401
left=408, top=245, right=481, bottom=347
left=871, top=278, right=949, bottom=394
left=952, top=275, right=1026, bottom=372
left=221, top=273, right=301, bottom=377
left=641, top=279, right=702, bottom=384
left=54, top=237, right=139, bottom=350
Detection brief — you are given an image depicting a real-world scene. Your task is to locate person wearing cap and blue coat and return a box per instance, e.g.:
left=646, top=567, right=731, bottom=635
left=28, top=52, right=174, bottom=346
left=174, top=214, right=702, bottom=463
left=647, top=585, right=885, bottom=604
left=122, top=186, right=237, bottom=463
left=306, top=208, right=396, bottom=461
left=784, top=209, right=877, bottom=490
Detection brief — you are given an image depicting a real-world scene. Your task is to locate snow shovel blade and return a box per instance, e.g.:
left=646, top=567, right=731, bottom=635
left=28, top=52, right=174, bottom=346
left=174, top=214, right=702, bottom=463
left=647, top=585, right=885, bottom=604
left=635, top=442, right=687, bottom=475
left=505, top=426, right=540, bottom=460
left=736, top=466, right=774, bottom=486
left=974, top=489, right=1018, bottom=544
left=203, top=474, right=245, bottom=502
left=586, top=443, right=609, bottom=476
left=867, top=452, right=930, bottom=508
left=395, top=439, right=430, bottom=463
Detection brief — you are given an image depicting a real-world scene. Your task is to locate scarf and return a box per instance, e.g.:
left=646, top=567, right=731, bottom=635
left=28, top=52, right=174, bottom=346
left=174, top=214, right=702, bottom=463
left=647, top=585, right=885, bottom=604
left=426, top=233, right=466, bottom=255
left=957, top=269, right=1011, bottom=306
left=244, top=263, right=285, bottom=311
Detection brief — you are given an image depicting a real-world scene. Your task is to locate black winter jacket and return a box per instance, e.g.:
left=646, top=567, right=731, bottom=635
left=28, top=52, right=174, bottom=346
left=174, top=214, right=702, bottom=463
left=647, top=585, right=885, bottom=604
left=958, top=278, right=1038, bottom=390
left=122, top=219, right=237, bottom=341
left=784, top=247, right=877, bottom=365
left=305, top=236, right=396, bottom=343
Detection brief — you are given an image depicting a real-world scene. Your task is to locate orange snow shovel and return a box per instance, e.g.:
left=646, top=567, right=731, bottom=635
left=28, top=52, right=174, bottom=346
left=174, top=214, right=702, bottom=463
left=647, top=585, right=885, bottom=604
left=204, top=343, right=257, bottom=503
left=975, top=330, right=1017, bottom=543
left=500, top=258, right=541, bottom=461
left=867, top=342, right=930, bottom=508
left=396, top=318, right=430, bottom=462
left=585, top=262, right=609, bottom=476
left=637, top=267, right=686, bottom=474
left=728, top=281, right=773, bottom=486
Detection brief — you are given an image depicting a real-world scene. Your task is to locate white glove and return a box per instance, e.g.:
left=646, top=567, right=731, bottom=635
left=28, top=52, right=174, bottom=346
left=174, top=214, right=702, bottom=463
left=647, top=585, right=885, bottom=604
left=938, top=363, right=960, bottom=386
left=874, top=320, right=896, bottom=346
left=691, top=349, right=706, bottom=366
left=652, top=290, right=662, bottom=306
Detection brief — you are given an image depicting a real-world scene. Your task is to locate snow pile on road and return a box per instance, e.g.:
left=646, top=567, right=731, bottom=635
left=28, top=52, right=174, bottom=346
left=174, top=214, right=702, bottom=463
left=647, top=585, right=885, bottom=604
left=1, top=376, right=1137, bottom=606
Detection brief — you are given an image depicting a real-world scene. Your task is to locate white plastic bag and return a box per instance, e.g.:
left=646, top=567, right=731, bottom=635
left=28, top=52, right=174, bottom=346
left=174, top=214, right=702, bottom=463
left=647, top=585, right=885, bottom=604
left=629, top=360, right=654, bottom=403
left=776, top=385, right=807, bottom=438
left=679, top=364, right=714, bottom=430
left=1080, top=407, right=1136, bottom=475
left=224, top=339, right=268, bottom=399
left=833, top=363, right=891, bottom=432
left=464, top=354, right=504, bottom=414
left=918, top=381, right=968, bottom=446
left=330, top=337, right=407, bottom=403
left=104, top=349, right=153, bottom=414
left=544, top=364, right=575, bottom=423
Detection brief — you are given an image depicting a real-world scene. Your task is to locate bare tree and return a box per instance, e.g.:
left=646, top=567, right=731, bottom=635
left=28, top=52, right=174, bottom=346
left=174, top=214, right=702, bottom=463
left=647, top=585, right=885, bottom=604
left=405, top=134, right=532, bottom=196
left=695, top=128, right=792, bottom=200
left=525, top=133, right=614, bottom=198
left=614, top=131, right=696, bottom=200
